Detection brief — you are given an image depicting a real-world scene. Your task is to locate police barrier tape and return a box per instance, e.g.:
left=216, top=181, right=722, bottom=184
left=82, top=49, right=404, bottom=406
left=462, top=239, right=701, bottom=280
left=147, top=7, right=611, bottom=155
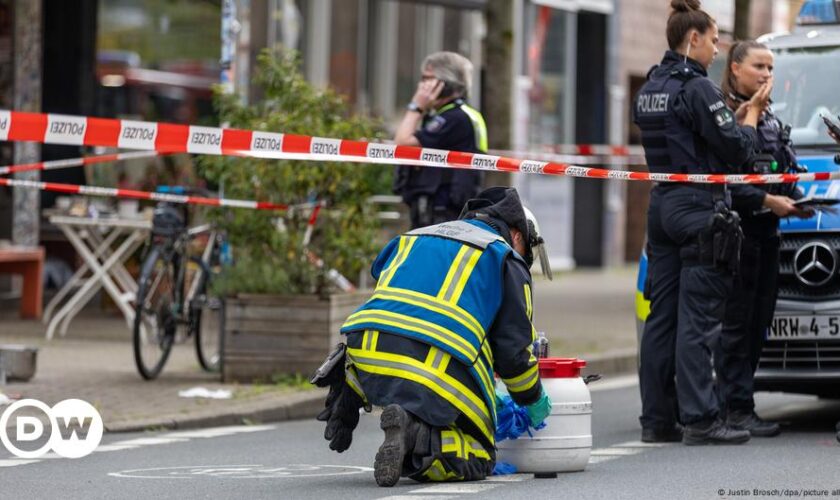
left=488, top=149, right=647, bottom=166
left=0, top=150, right=163, bottom=175
left=0, top=109, right=832, bottom=185
left=0, top=176, right=297, bottom=211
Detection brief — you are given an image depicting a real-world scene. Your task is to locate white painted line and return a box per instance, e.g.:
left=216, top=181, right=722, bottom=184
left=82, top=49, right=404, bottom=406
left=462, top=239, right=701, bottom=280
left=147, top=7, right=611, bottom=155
left=590, top=447, right=643, bottom=456
left=589, top=374, right=639, bottom=392
left=485, top=473, right=530, bottom=482
left=612, top=440, right=672, bottom=448
left=111, top=437, right=189, bottom=446
left=411, top=483, right=499, bottom=494
left=94, top=444, right=142, bottom=453
left=165, top=425, right=277, bottom=439
left=378, top=496, right=456, bottom=500
left=0, top=459, right=41, bottom=467
left=588, top=455, right=620, bottom=464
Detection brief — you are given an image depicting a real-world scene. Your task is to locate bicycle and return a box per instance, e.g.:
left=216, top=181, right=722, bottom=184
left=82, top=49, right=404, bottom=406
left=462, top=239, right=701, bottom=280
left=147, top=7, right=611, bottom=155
left=132, top=186, right=226, bottom=380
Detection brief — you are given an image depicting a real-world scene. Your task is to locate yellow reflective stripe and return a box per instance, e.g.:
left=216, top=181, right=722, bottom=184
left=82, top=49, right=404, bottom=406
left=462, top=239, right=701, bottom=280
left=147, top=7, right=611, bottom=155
left=344, top=309, right=476, bottom=362
left=378, top=236, right=417, bottom=288
left=466, top=438, right=490, bottom=460
left=503, top=363, right=539, bottom=393
left=636, top=290, right=651, bottom=321
left=425, top=346, right=450, bottom=373
left=362, top=330, right=379, bottom=352
left=441, top=429, right=464, bottom=458
left=461, top=104, right=488, bottom=153
left=347, top=347, right=494, bottom=443
left=524, top=283, right=537, bottom=341
left=375, top=286, right=485, bottom=341
left=524, top=283, right=533, bottom=319
left=422, top=459, right=459, bottom=481
left=503, top=361, right=538, bottom=385
left=438, top=246, right=471, bottom=300
left=446, top=247, right=482, bottom=304
left=345, top=365, right=367, bottom=402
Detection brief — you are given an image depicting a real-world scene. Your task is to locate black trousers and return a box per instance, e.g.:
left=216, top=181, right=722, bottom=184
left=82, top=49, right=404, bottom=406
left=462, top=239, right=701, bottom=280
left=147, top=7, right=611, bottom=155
left=716, top=230, right=780, bottom=413
left=639, top=185, right=733, bottom=428
left=408, top=194, right=461, bottom=229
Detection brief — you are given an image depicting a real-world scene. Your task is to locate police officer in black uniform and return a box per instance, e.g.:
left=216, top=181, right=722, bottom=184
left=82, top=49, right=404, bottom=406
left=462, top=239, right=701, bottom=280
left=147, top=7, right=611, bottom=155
left=716, top=40, right=813, bottom=439
left=393, top=51, right=487, bottom=229
left=635, top=0, right=771, bottom=445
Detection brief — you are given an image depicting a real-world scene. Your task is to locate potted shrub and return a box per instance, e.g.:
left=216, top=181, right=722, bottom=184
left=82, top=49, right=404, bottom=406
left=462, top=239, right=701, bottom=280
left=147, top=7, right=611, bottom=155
left=200, top=50, right=389, bottom=382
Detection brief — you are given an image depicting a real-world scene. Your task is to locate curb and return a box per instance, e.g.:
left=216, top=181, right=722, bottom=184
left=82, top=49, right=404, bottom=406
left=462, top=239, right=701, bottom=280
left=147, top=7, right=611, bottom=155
left=105, top=388, right=328, bottom=433
left=580, top=348, right=637, bottom=379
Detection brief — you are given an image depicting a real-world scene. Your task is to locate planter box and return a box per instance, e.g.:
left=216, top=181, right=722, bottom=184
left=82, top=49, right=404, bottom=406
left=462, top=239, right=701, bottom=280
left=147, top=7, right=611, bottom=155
left=222, top=291, right=370, bottom=383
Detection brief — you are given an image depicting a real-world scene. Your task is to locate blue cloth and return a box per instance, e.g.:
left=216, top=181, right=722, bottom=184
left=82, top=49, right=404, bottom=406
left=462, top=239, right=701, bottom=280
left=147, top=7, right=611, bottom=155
left=494, top=393, right=546, bottom=442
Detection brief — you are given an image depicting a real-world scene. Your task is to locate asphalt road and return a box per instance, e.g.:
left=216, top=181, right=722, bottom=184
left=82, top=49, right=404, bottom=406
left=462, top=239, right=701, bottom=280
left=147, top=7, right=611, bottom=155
left=3, top=378, right=840, bottom=500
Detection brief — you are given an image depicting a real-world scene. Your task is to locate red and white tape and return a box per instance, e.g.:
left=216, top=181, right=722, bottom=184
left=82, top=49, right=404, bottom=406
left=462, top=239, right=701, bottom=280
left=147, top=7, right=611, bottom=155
left=0, top=176, right=295, bottom=211
left=0, top=150, right=163, bottom=176
left=488, top=149, right=647, bottom=167
left=0, top=109, right=831, bottom=185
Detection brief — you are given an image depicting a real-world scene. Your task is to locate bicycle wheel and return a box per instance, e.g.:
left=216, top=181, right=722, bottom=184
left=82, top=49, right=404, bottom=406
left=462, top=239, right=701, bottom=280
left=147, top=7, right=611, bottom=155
left=133, top=245, right=177, bottom=380
left=190, top=261, right=223, bottom=372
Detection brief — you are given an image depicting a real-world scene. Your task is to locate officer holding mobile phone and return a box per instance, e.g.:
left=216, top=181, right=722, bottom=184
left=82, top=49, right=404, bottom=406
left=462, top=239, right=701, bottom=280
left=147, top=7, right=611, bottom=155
left=393, top=52, right=488, bottom=229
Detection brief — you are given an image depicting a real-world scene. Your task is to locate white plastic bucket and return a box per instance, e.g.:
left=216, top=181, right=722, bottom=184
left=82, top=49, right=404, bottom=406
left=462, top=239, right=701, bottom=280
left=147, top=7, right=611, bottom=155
left=496, top=358, right=592, bottom=475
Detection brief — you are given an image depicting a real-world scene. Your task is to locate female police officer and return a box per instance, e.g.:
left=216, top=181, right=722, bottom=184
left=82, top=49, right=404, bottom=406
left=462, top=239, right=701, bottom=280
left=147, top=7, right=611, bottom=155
left=716, top=40, right=812, bottom=439
left=635, top=0, right=770, bottom=445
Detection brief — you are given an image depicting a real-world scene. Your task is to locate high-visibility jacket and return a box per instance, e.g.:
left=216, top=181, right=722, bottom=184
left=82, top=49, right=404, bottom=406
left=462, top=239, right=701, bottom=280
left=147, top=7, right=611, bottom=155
left=341, top=219, right=539, bottom=444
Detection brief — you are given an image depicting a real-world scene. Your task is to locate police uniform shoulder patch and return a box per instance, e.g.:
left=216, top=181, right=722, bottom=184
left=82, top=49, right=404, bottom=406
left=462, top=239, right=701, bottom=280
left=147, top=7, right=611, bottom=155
left=425, top=115, right=447, bottom=133
left=714, top=107, right=735, bottom=129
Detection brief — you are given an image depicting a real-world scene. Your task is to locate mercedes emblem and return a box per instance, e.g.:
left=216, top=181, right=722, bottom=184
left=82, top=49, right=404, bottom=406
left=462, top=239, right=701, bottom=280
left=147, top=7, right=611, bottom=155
left=793, top=241, right=836, bottom=287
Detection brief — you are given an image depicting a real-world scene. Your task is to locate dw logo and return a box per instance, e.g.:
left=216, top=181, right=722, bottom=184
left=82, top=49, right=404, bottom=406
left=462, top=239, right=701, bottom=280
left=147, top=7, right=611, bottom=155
left=0, top=399, right=103, bottom=459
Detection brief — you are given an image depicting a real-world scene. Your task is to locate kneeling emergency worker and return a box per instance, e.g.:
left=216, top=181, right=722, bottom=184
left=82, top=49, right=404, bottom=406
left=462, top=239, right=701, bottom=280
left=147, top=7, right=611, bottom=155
left=635, top=0, right=769, bottom=446
left=311, top=187, right=553, bottom=486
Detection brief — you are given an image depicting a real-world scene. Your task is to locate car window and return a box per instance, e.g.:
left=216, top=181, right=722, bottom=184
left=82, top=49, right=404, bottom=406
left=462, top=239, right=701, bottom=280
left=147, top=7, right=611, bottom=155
left=771, top=45, right=840, bottom=146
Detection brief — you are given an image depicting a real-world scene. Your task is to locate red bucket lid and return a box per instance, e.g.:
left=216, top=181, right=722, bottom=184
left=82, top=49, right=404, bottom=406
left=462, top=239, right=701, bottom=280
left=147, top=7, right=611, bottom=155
left=538, top=358, right=587, bottom=378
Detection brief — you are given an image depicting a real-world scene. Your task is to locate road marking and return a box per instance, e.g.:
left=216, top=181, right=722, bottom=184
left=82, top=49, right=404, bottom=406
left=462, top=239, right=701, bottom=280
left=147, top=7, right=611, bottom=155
left=0, top=459, right=41, bottom=467
left=108, top=464, right=373, bottom=479
left=590, top=447, right=644, bottom=456
left=611, top=440, right=671, bottom=448
left=485, top=473, right=529, bottom=482
left=111, top=437, right=190, bottom=446
left=378, top=496, right=456, bottom=500
left=411, top=483, right=500, bottom=494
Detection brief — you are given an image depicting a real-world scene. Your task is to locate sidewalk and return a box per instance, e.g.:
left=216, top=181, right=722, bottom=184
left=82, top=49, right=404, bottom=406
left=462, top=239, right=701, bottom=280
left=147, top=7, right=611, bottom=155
left=0, top=266, right=639, bottom=433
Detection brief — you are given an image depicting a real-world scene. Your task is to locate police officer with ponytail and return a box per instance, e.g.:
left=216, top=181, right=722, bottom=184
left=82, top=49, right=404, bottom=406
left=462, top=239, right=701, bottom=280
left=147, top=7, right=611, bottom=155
left=635, top=0, right=771, bottom=445
left=716, top=40, right=813, bottom=439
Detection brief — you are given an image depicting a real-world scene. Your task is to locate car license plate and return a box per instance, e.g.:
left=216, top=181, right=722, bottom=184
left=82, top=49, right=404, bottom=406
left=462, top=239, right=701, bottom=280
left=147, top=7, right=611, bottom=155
left=769, top=315, right=840, bottom=340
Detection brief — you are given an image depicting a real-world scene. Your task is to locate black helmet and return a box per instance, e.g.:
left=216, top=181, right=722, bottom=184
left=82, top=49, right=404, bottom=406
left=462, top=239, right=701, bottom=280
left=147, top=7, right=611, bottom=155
left=152, top=203, right=186, bottom=237
left=459, top=187, right=552, bottom=279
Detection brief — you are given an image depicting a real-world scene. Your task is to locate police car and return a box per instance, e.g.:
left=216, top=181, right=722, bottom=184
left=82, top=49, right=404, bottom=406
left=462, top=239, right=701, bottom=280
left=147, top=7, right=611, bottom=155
left=635, top=0, right=840, bottom=397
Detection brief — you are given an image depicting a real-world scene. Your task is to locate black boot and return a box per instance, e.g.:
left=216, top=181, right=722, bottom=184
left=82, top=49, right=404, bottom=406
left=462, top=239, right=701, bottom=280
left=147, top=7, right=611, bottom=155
left=641, top=424, right=683, bottom=443
left=682, top=418, right=751, bottom=446
left=726, top=411, right=781, bottom=437
left=375, top=404, right=415, bottom=487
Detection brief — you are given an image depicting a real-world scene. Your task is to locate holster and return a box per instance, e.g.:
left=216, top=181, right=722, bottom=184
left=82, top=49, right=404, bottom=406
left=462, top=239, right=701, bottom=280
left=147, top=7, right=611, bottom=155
left=703, top=202, right=743, bottom=275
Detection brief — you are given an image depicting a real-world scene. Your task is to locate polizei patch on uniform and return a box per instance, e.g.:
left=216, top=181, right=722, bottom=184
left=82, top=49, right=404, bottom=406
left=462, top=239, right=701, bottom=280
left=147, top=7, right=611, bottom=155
left=714, top=107, right=735, bottom=129
left=425, top=115, right=447, bottom=133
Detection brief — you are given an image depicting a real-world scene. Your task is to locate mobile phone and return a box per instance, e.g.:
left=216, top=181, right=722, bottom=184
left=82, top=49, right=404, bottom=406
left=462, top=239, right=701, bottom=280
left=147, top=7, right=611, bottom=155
left=438, top=80, right=463, bottom=99
left=822, top=114, right=840, bottom=138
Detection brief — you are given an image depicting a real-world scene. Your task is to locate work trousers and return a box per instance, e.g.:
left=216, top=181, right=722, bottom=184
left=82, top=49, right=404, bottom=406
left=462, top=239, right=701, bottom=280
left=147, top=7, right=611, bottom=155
left=716, top=230, right=780, bottom=413
left=639, top=185, right=733, bottom=428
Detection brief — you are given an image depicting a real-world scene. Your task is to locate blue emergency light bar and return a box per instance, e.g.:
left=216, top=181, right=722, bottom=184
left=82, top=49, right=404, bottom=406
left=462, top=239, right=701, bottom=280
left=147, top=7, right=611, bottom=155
left=798, top=0, right=840, bottom=25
